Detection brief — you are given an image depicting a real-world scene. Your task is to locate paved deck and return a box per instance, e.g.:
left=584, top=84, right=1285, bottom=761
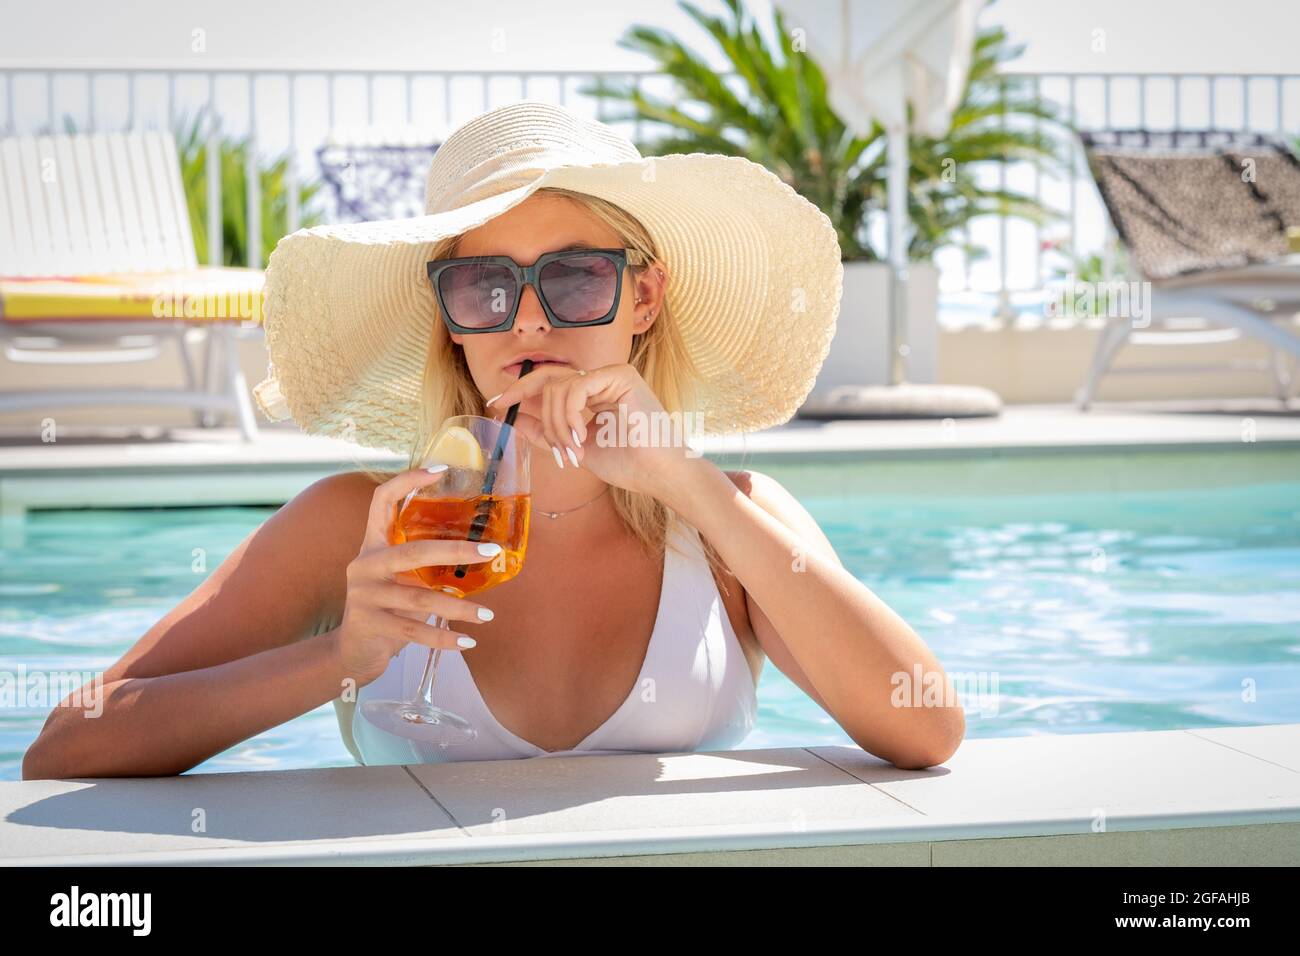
left=2, top=399, right=1298, bottom=508
left=3, top=724, right=1297, bottom=865
left=2, top=399, right=1296, bottom=549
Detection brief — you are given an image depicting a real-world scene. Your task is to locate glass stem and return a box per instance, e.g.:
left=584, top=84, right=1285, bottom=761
left=414, top=615, right=446, bottom=709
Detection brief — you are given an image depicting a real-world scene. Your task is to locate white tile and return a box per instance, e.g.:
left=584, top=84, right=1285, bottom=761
left=0, top=765, right=457, bottom=861
left=812, top=727, right=1300, bottom=819
left=408, top=747, right=918, bottom=837
left=1187, top=723, right=1300, bottom=773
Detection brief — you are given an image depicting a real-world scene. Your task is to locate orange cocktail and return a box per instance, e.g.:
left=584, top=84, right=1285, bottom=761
left=390, top=491, right=531, bottom=596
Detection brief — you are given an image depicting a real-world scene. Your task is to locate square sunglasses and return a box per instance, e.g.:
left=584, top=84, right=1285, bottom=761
left=427, top=247, right=631, bottom=334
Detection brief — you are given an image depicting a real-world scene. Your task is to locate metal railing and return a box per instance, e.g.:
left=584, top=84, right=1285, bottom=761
left=4, top=66, right=1299, bottom=299
left=2, top=67, right=660, bottom=271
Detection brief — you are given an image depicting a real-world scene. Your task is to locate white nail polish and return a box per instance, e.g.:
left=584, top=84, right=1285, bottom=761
left=477, top=607, right=494, bottom=622
left=424, top=464, right=448, bottom=474
left=566, top=446, right=579, bottom=468
left=570, top=427, right=583, bottom=448
left=477, top=542, right=501, bottom=556
left=457, top=636, right=477, bottom=649
left=485, top=393, right=502, bottom=406
left=552, top=445, right=565, bottom=469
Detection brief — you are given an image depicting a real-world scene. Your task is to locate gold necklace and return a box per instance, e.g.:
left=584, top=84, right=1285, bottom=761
left=531, top=486, right=611, bottom=520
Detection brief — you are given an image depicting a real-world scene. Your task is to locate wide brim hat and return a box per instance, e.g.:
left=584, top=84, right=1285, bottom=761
left=252, top=99, right=843, bottom=454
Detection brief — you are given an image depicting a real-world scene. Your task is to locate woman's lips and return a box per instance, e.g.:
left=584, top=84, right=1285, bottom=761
left=503, top=358, right=568, bottom=372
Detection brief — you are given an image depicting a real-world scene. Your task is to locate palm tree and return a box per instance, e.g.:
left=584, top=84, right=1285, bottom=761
left=581, top=0, right=1067, bottom=263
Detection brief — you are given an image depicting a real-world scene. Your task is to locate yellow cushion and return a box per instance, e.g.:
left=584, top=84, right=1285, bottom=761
left=0, top=267, right=265, bottom=323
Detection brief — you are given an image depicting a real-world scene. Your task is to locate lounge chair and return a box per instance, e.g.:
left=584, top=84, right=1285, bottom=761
left=0, top=129, right=266, bottom=440
left=1075, top=129, right=1300, bottom=409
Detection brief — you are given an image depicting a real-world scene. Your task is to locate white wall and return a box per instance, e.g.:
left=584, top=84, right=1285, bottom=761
left=5, top=0, right=1299, bottom=74
left=0, top=0, right=735, bottom=71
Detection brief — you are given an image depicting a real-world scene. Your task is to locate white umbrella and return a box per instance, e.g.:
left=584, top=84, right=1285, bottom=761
left=781, top=0, right=977, bottom=139
left=777, top=0, right=1000, bottom=418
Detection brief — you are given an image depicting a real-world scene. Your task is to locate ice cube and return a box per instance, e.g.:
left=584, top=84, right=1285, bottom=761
left=443, top=464, right=486, bottom=497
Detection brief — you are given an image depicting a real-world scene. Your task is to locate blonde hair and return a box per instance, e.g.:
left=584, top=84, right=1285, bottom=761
left=355, top=186, right=733, bottom=590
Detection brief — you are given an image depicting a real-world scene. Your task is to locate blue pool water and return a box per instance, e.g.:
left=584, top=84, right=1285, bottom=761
left=2, top=449, right=1298, bottom=779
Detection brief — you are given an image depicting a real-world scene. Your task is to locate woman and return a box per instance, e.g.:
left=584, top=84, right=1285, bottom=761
left=22, top=101, right=963, bottom=779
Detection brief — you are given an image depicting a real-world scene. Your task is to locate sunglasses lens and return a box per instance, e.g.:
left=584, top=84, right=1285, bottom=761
left=539, top=255, right=619, bottom=324
left=438, top=262, right=517, bottom=329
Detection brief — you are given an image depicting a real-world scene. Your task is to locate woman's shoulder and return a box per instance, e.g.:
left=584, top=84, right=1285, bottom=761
left=323, top=469, right=390, bottom=494
left=306, top=469, right=386, bottom=524
left=311, top=467, right=392, bottom=518
left=298, top=470, right=388, bottom=631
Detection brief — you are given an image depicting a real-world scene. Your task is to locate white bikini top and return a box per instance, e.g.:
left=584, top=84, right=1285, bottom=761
left=342, top=520, right=759, bottom=765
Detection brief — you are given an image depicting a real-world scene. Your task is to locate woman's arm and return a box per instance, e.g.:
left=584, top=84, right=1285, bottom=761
left=656, top=460, right=965, bottom=770
left=21, top=472, right=370, bottom=779
left=21, top=629, right=352, bottom=779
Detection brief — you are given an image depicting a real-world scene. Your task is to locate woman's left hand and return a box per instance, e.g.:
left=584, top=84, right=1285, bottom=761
left=486, top=362, right=697, bottom=497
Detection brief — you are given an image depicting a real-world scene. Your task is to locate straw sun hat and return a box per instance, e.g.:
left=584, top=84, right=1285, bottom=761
left=252, top=99, right=843, bottom=454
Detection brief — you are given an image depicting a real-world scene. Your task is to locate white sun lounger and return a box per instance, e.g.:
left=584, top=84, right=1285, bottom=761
left=0, top=129, right=265, bottom=440
left=1076, top=129, right=1300, bottom=409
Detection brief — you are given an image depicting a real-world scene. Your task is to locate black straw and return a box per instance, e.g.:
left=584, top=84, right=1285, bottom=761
left=453, top=359, right=533, bottom=579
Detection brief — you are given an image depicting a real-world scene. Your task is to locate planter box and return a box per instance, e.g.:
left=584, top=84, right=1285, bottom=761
left=807, top=261, right=939, bottom=397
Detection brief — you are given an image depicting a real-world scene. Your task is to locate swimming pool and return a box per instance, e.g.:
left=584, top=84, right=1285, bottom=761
left=2, top=446, right=1297, bottom=778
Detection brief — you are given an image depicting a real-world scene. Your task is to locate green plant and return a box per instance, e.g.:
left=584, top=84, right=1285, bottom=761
left=42, top=108, right=323, bottom=266
left=1044, top=238, right=1128, bottom=284
left=582, top=0, right=1067, bottom=263
left=1042, top=235, right=1131, bottom=317
left=174, top=105, right=325, bottom=266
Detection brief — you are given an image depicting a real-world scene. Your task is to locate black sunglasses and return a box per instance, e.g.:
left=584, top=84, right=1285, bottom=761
left=427, top=248, right=630, bottom=334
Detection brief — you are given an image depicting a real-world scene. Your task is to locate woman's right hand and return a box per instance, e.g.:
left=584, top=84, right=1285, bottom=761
left=334, top=466, right=499, bottom=687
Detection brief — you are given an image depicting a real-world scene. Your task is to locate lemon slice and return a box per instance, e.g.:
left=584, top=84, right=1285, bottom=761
left=430, top=424, right=486, bottom=471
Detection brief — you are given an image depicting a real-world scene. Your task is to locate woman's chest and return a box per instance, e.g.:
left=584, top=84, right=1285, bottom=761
left=458, top=537, right=667, bottom=751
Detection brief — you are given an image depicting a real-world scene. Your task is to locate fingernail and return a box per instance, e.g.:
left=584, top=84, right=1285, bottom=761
left=457, top=636, right=477, bottom=649
left=552, top=445, right=565, bottom=469
left=485, top=393, right=502, bottom=406
left=566, top=446, right=579, bottom=468
left=477, top=542, right=502, bottom=556
left=424, top=464, right=448, bottom=474
left=476, top=606, right=494, bottom=622
left=570, top=427, right=583, bottom=448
